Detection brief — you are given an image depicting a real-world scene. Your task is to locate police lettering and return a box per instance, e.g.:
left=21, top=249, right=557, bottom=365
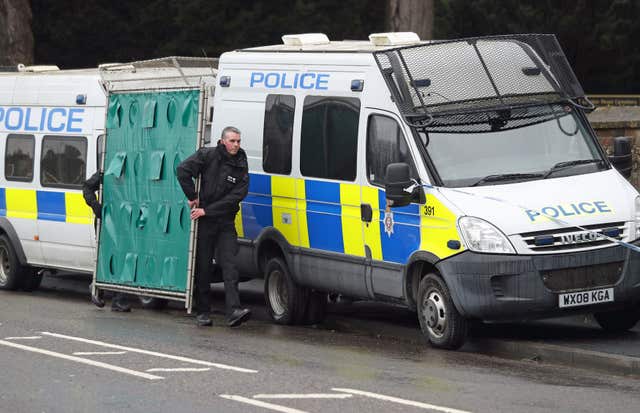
left=526, top=201, right=612, bottom=222
left=0, top=106, right=85, bottom=133
left=249, top=72, right=330, bottom=90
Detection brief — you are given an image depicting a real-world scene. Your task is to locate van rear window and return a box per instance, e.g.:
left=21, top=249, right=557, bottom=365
left=263, top=94, right=295, bottom=175
left=5, top=134, right=35, bottom=182
left=40, top=136, right=87, bottom=189
left=300, top=96, right=360, bottom=181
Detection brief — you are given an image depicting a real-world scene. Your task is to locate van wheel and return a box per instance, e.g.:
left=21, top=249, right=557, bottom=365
left=139, top=296, right=168, bottom=310
left=20, top=268, right=43, bottom=292
left=302, top=291, right=327, bottom=325
left=417, top=273, right=468, bottom=350
left=0, top=235, right=23, bottom=291
left=594, top=308, right=640, bottom=332
left=264, top=257, right=305, bottom=325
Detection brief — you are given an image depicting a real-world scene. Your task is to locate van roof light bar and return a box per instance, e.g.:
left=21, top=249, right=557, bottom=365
left=282, top=33, right=330, bottom=46
left=17, top=64, right=60, bottom=73
left=369, top=32, right=421, bottom=46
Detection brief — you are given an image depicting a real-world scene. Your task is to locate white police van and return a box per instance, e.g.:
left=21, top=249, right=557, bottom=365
left=0, top=64, right=105, bottom=290
left=213, top=33, right=640, bottom=349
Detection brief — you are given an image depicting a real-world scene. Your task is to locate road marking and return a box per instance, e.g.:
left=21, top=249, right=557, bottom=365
left=254, top=394, right=353, bottom=399
left=332, top=388, right=472, bottom=413
left=220, top=395, right=308, bottom=413
left=40, top=332, right=257, bottom=373
left=0, top=339, right=163, bottom=380
left=5, top=336, right=42, bottom=340
left=146, top=367, right=211, bottom=372
left=73, top=351, right=127, bottom=356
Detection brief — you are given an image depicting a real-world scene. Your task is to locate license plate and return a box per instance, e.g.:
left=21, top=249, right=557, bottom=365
left=559, top=288, right=614, bottom=308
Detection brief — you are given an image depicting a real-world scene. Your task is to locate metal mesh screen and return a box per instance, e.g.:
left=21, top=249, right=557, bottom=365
left=374, top=34, right=586, bottom=133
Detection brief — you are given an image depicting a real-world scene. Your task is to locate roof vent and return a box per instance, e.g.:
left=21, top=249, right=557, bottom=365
left=282, top=33, right=330, bottom=46
left=17, top=64, right=60, bottom=73
left=369, top=32, right=420, bottom=46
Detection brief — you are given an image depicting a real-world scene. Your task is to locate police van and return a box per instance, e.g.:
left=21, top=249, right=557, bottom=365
left=2, top=34, right=639, bottom=350
left=212, top=32, right=640, bottom=349
left=0, top=64, right=105, bottom=290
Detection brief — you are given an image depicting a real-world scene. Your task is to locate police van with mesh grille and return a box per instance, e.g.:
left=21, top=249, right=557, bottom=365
left=215, top=32, right=640, bottom=349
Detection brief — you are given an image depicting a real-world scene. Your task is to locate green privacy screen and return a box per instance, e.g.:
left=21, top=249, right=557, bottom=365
left=96, top=89, right=199, bottom=292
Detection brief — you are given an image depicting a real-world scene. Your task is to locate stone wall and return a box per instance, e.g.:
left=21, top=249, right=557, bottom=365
left=587, top=106, right=640, bottom=189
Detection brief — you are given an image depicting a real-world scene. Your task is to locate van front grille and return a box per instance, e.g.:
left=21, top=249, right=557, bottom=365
left=519, top=222, right=626, bottom=252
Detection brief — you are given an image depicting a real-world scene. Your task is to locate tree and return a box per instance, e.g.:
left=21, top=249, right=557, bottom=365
left=0, top=0, right=33, bottom=66
left=387, top=0, right=434, bottom=40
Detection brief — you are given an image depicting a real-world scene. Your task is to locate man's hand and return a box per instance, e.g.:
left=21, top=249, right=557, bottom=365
left=188, top=199, right=199, bottom=209
left=190, top=207, right=205, bottom=220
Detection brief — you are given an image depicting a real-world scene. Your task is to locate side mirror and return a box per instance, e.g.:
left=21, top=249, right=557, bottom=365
left=608, top=136, right=632, bottom=179
left=385, top=163, right=412, bottom=207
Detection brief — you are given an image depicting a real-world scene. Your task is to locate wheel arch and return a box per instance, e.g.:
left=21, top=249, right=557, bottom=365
left=254, top=227, right=295, bottom=277
left=0, top=218, right=27, bottom=266
left=404, top=250, right=465, bottom=315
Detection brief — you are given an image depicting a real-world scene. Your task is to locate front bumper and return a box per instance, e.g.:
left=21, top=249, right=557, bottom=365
left=436, top=244, right=640, bottom=321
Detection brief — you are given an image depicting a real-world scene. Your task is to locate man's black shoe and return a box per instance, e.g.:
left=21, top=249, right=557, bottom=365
left=227, top=308, right=251, bottom=327
left=91, top=292, right=105, bottom=308
left=111, top=301, right=131, bottom=312
left=196, top=313, right=213, bottom=327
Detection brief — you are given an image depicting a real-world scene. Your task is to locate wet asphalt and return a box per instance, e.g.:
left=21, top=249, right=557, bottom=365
left=1, top=273, right=640, bottom=412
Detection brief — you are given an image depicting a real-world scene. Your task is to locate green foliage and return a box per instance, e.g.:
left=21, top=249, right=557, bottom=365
left=31, top=0, right=385, bottom=68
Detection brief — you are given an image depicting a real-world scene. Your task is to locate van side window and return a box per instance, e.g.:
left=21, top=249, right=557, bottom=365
left=40, top=136, right=87, bottom=188
left=367, top=114, right=417, bottom=187
left=97, top=134, right=105, bottom=170
left=5, top=134, right=35, bottom=182
left=300, top=96, right=360, bottom=181
left=263, top=94, right=295, bottom=174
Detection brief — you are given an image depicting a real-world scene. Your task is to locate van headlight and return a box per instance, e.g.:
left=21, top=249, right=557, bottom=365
left=458, top=216, right=515, bottom=254
left=635, top=196, right=640, bottom=239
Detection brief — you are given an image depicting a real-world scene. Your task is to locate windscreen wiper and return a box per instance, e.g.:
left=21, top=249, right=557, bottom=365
left=543, top=159, right=605, bottom=179
left=471, top=173, right=544, bottom=187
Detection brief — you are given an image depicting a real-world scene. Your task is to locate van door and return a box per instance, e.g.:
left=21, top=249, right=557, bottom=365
left=37, top=134, right=94, bottom=271
left=295, top=95, right=368, bottom=298
left=362, top=111, right=421, bottom=299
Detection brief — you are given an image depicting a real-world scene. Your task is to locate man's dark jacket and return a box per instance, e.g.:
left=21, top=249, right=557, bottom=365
left=176, top=142, right=249, bottom=221
left=82, top=171, right=102, bottom=219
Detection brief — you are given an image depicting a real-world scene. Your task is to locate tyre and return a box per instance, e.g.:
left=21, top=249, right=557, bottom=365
left=20, top=268, right=43, bottom=292
left=139, top=296, right=169, bottom=310
left=264, top=257, right=306, bottom=325
left=416, top=273, right=468, bottom=350
left=302, top=290, right=327, bottom=325
left=594, top=308, right=640, bottom=332
left=0, top=234, right=23, bottom=291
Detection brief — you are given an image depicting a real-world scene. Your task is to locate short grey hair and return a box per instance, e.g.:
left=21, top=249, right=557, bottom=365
left=221, top=126, right=241, bottom=140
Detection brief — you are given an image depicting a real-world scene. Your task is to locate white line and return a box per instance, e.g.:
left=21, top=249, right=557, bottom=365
left=146, top=367, right=211, bottom=372
left=220, top=395, right=308, bottom=413
left=40, top=332, right=257, bottom=373
left=73, top=351, right=127, bottom=356
left=0, top=339, right=163, bottom=380
left=254, top=394, right=353, bottom=399
left=5, top=336, right=42, bottom=340
left=332, top=388, right=472, bottom=413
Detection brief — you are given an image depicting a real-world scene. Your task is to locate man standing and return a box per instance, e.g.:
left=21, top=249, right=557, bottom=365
left=83, top=170, right=131, bottom=312
left=177, top=126, right=251, bottom=327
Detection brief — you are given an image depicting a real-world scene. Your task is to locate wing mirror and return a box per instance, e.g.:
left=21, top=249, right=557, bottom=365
left=384, top=162, right=425, bottom=207
left=608, top=136, right=632, bottom=179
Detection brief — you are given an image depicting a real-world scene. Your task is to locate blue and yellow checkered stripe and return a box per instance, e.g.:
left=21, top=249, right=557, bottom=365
left=236, top=173, right=463, bottom=264
left=0, top=187, right=93, bottom=224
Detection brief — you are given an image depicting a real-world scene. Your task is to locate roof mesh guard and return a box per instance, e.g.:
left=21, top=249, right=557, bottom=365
left=99, top=56, right=218, bottom=92
left=374, top=34, right=589, bottom=133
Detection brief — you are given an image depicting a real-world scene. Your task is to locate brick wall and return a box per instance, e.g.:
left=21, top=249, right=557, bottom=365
left=587, top=106, right=640, bottom=188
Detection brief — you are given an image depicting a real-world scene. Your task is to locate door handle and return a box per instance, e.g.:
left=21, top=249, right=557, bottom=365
left=361, top=203, right=373, bottom=223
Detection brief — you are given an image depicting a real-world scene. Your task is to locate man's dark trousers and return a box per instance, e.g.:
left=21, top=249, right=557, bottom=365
left=195, top=217, right=241, bottom=316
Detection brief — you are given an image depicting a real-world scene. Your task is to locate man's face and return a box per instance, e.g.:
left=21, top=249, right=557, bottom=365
left=221, top=131, right=241, bottom=155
